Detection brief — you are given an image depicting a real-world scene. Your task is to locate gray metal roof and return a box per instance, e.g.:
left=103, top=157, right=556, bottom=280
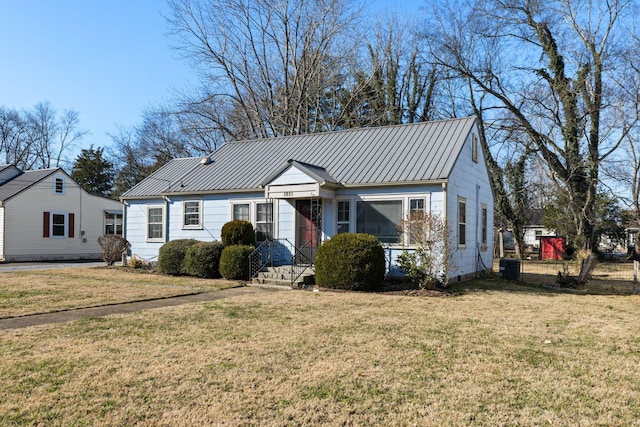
left=260, top=160, right=340, bottom=187
left=121, top=117, right=477, bottom=198
left=120, top=157, right=204, bottom=198
left=0, top=168, right=58, bottom=202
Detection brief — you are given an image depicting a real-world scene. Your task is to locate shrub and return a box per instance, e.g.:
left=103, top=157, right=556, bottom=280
left=315, top=233, right=385, bottom=291
left=219, top=245, right=254, bottom=280
left=157, top=239, right=199, bottom=275
left=396, top=211, right=453, bottom=288
left=221, top=220, right=256, bottom=247
left=128, top=254, right=148, bottom=269
left=97, top=234, right=130, bottom=266
left=184, top=241, right=225, bottom=278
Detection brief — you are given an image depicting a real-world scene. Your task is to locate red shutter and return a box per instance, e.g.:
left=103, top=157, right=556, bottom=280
left=43, top=212, right=50, bottom=238
left=68, top=213, right=75, bottom=238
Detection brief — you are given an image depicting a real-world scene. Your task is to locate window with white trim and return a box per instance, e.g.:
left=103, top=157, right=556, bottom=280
left=232, top=203, right=250, bottom=221
left=472, top=135, right=479, bottom=163
left=256, top=202, right=273, bottom=241
left=356, top=200, right=402, bottom=244
left=458, top=197, right=466, bottom=246
left=481, top=204, right=488, bottom=248
left=105, top=213, right=123, bottom=235
left=409, top=198, right=425, bottom=245
left=43, top=211, right=74, bottom=238
left=54, top=176, right=65, bottom=194
left=183, top=200, right=202, bottom=229
left=147, top=206, right=164, bottom=241
left=52, top=213, right=66, bottom=237
left=336, top=200, right=350, bottom=234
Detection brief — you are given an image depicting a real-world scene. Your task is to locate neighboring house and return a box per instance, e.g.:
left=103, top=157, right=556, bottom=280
left=0, top=165, right=123, bottom=262
left=121, top=116, right=494, bottom=280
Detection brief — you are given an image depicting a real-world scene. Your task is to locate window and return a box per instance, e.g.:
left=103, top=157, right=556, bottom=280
left=410, top=198, right=425, bottom=213
left=147, top=206, right=164, bottom=241
left=183, top=200, right=202, bottom=228
left=458, top=198, right=466, bottom=246
left=54, top=176, right=65, bottom=194
left=105, top=213, right=123, bottom=235
left=43, top=211, right=74, bottom=238
left=472, top=135, right=478, bottom=163
left=481, top=204, right=488, bottom=247
left=233, top=203, right=250, bottom=221
left=256, top=202, right=273, bottom=241
left=356, top=200, right=402, bottom=244
left=409, top=198, right=425, bottom=245
left=52, top=213, right=66, bottom=236
left=336, top=200, right=350, bottom=234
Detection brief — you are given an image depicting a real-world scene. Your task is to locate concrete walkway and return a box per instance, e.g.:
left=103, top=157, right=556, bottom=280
left=0, top=287, right=278, bottom=331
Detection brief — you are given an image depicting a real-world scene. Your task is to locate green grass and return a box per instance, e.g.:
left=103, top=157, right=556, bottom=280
left=2, top=281, right=640, bottom=425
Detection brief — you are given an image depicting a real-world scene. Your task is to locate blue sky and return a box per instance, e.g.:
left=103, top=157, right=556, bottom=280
left=0, top=0, right=424, bottom=164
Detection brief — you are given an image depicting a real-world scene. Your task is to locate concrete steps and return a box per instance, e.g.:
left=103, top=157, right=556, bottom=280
left=250, top=266, right=315, bottom=289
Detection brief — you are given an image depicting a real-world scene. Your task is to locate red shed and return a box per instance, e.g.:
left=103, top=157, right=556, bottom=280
left=539, top=237, right=565, bottom=260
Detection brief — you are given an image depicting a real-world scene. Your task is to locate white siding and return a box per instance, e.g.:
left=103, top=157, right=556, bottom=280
left=446, top=125, right=494, bottom=279
left=125, top=199, right=165, bottom=261
left=270, top=166, right=315, bottom=185
left=0, top=206, right=4, bottom=259
left=278, top=200, right=295, bottom=241
left=3, top=174, right=122, bottom=261
left=126, top=192, right=277, bottom=261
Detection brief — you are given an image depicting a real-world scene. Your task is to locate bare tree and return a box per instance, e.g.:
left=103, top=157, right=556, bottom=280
left=167, top=0, right=363, bottom=139
left=425, top=0, right=640, bottom=251
left=0, top=103, right=87, bottom=170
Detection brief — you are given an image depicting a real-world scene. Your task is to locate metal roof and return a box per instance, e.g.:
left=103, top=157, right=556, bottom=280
left=120, top=157, right=204, bottom=198
left=0, top=168, right=58, bottom=202
left=121, top=117, right=477, bottom=198
left=260, top=160, right=341, bottom=187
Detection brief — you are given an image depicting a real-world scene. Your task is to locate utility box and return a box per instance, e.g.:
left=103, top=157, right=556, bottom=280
left=499, top=258, right=520, bottom=280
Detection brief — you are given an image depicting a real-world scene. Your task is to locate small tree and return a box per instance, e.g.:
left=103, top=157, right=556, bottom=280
left=71, top=145, right=114, bottom=197
left=396, top=211, right=453, bottom=289
left=97, top=234, right=130, bottom=266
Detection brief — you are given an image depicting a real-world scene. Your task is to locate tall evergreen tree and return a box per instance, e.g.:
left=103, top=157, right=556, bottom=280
left=71, top=146, right=114, bottom=197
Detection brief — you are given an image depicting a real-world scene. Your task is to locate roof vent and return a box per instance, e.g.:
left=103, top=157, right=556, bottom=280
left=200, top=156, right=212, bottom=165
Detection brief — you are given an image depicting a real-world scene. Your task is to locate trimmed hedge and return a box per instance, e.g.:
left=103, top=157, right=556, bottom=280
left=184, top=241, right=225, bottom=278
left=157, top=239, right=199, bottom=275
left=219, top=245, right=254, bottom=280
left=315, top=233, right=385, bottom=291
left=221, top=220, right=256, bottom=247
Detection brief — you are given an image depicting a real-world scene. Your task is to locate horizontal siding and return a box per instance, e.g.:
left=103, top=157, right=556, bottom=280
left=4, top=174, right=122, bottom=261
left=270, top=167, right=316, bottom=185
left=447, top=127, right=494, bottom=279
left=0, top=206, right=4, bottom=258
left=125, top=199, right=164, bottom=261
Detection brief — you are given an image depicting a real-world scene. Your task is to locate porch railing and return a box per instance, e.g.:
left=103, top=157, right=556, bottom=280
left=291, top=240, right=314, bottom=285
left=248, top=238, right=315, bottom=286
left=249, top=238, right=294, bottom=280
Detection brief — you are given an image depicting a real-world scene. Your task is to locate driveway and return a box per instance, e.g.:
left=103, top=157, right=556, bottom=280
left=0, top=260, right=106, bottom=272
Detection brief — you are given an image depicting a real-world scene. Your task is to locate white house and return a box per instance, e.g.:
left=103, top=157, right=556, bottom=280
left=0, top=165, right=123, bottom=262
left=121, top=117, right=494, bottom=281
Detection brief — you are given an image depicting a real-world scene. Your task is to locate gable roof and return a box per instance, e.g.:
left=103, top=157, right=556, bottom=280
left=261, top=160, right=341, bottom=187
left=0, top=168, right=59, bottom=202
left=121, top=116, right=477, bottom=198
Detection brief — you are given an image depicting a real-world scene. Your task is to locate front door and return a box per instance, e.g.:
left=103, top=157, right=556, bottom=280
left=295, top=199, right=320, bottom=262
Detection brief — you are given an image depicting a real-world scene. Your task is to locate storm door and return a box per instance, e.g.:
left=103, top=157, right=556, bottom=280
left=295, top=199, right=321, bottom=262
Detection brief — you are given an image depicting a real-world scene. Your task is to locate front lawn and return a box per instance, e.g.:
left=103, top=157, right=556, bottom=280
left=2, top=278, right=640, bottom=425
left=0, top=267, right=239, bottom=318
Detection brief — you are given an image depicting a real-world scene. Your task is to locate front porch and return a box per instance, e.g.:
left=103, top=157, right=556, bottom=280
left=248, top=238, right=316, bottom=288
